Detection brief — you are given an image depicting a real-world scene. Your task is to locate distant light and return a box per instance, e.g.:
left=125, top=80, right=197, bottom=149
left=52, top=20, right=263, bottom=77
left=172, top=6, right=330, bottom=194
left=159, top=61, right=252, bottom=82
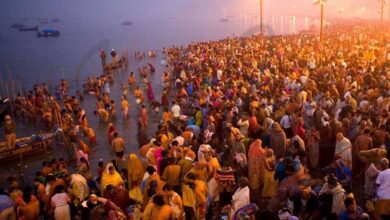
left=291, top=5, right=297, bottom=9
left=361, top=7, right=366, bottom=11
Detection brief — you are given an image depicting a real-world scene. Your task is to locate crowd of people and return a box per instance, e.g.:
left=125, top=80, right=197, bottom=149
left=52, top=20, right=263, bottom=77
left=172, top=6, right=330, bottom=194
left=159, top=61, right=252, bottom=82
left=1, top=21, right=390, bottom=220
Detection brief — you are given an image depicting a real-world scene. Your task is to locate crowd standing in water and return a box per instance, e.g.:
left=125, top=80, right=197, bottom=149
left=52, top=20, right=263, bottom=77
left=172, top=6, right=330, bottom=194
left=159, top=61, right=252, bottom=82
left=1, top=21, right=390, bottom=220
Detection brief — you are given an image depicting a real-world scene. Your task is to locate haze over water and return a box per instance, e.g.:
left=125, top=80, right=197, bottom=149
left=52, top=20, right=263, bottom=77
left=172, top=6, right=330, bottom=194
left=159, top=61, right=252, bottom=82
left=0, top=0, right=349, bottom=90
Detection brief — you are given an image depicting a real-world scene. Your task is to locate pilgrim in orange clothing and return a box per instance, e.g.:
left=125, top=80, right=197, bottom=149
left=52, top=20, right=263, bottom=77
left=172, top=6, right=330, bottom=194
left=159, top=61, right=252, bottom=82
left=248, top=139, right=266, bottom=191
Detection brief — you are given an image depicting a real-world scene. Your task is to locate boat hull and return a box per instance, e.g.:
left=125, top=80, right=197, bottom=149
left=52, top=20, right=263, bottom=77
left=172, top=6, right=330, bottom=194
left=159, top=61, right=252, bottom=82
left=0, top=133, right=54, bottom=161
left=19, top=27, right=38, bottom=32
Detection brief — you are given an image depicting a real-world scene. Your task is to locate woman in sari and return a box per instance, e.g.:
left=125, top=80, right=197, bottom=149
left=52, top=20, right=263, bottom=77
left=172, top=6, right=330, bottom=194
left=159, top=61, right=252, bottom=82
left=139, top=105, right=148, bottom=130
left=77, top=157, right=92, bottom=180
left=121, top=96, right=129, bottom=119
left=127, top=153, right=145, bottom=190
left=147, top=83, right=155, bottom=103
left=100, top=163, right=124, bottom=192
left=107, top=123, right=117, bottom=144
left=270, top=123, right=287, bottom=159
left=305, top=127, right=320, bottom=168
left=247, top=139, right=265, bottom=191
left=261, top=149, right=277, bottom=198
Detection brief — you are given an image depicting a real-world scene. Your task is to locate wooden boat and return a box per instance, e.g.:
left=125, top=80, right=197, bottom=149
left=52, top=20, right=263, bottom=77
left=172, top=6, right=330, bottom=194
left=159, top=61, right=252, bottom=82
left=19, top=26, right=38, bottom=32
left=103, top=57, right=128, bottom=73
left=0, top=133, right=55, bottom=161
left=122, top=21, right=133, bottom=26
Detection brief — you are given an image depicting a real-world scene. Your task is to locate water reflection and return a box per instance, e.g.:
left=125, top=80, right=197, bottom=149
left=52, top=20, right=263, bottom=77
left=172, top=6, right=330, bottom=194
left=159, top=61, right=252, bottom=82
left=0, top=14, right=318, bottom=90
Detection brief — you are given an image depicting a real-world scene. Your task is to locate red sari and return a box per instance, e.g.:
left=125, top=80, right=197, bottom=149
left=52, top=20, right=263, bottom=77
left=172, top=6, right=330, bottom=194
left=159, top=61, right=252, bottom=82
left=107, top=124, right=117, bottom=144
left=248, top=139, right=265, bottom=190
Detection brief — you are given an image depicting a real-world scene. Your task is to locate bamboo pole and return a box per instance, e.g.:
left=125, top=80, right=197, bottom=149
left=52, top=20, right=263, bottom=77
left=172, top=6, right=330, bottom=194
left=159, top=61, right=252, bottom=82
left=11, top=81, right=15, bottom=100
left=61, top=66, right=65, bottom=79
left=381, top=0, right=384, bottom=27
left=5, top=81, right=9, bottom=98
left=0, top=77, right=5, bottom=97
left=17, top=73, right=22, bottom=95
left=260, top=0, right=263, bottom=37
left=6, top=64, right=12, bottom=82
left=35, top=66, right=39, bottom=84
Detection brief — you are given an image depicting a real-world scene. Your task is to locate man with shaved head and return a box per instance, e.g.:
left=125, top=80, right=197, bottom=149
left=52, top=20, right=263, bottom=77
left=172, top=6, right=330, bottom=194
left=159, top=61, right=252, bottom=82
left=335, top=132, right=353, bottom=170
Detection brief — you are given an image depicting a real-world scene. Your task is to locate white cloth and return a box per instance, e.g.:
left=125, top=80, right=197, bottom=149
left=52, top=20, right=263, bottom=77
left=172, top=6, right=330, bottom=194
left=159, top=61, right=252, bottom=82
left=376, top=169, right=390, bottom=200
left=174, top=136, right=185, bottom=146
left=319, top=183, right=345, bottom=216
left=237, top=119, right=249, bottom=137
left=335, top=138, right=352, bottom=169
left=207, top=178, right=220, bottom=202
left=231, top=186, right=250, bottom=218
left=198, top=144, right=212, bottom=162
left=69, top=174, right=89, bottom=201
left=51, top=193, right=69, bottom=208
left=280, top=115, right=292, bottom=129
left=54, top=204, right=71, bottom=220
left=365, top=163, right=379, bottom=198
left=217, top=69, right=223, bottom=80
left=171, top=104, right=181, bottom=118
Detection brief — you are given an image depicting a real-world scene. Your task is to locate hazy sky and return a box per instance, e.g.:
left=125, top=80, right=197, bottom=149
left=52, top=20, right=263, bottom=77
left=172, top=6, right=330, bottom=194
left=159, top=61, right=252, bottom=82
left=0, top=0, right=386, bottom=23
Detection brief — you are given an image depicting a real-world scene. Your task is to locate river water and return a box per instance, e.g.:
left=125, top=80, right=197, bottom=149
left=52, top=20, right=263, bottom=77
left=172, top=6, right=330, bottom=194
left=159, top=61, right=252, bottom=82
left=0, top=13, right=316, bottom=89
left=0, top=9, right=316, bottom=185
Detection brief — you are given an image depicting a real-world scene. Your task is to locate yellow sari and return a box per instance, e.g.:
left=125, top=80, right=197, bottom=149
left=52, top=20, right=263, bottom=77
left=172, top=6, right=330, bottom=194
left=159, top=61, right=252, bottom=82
left=262, top=154, right=277, bottom=197
left=100, top=163, right=124, bottom=192
left=127, top=154, right=145, bottom=189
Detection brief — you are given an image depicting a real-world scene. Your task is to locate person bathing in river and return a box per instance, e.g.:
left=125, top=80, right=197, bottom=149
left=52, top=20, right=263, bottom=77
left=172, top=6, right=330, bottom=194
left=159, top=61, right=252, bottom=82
left=121, top=96, right=129, bottom=119
left=128, top=72, right=136, bottom=88
left=147, top=82, right=155, bottom=104
left=100, top=49, right=106, bottom=66
left=110, top=49, right=117, bottom=65
left=4, top=115, right=16, bottom=150
left=147, top=63, right=156, bottom=74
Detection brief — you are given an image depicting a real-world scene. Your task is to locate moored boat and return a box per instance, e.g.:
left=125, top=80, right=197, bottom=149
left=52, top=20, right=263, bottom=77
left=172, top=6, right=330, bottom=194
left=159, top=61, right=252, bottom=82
left=51, top=18, right=60, bottom=23
left=102, top=57, right=128, bottom=73
left=37, top=29, right=60, bottom=37
left=0, top=133, right=55, bottom=161
left=122, top=21, right=133, bottom=25
left=19, top=26, right=38, bottom=32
